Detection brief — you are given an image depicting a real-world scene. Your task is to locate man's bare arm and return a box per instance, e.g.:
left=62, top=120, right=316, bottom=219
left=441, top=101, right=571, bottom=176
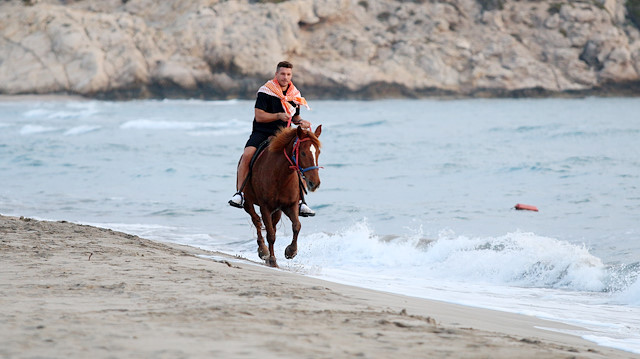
left=255, top=108, right=288, bottom=123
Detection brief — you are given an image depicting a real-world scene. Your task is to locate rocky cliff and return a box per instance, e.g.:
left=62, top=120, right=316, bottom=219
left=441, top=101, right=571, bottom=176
left=1, top=0, right=639, bottom=99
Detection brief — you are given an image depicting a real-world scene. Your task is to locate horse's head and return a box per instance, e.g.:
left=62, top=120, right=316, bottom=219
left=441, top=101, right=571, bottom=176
left=295, top=125, right=322, bottom=192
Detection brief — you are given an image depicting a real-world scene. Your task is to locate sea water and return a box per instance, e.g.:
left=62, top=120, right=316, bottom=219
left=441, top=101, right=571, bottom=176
left=1, top=97, right=639, bottom=353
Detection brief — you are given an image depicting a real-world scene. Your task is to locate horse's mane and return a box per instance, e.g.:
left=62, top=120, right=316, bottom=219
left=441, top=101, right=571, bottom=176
left=269, top=127, right=321, bottom=153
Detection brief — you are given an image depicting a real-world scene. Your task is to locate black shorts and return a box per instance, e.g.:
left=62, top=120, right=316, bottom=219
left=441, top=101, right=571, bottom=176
left=245, top=131, right=271, bottom=148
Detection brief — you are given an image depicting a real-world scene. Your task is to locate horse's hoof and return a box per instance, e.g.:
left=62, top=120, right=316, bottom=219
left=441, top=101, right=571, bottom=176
left=285, top=245, right=297, bottom=259
left=266, top=256, right=278, bottom=268
left=258, top=246, right=270, bottom=260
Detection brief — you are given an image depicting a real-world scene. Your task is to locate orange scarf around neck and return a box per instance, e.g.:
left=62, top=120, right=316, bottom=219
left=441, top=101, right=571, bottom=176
left=258, top=78, right=310, bottom=125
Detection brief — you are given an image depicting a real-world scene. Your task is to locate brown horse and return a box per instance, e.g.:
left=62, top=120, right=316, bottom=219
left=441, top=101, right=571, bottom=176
left=242, top=125, right=322, bottom=267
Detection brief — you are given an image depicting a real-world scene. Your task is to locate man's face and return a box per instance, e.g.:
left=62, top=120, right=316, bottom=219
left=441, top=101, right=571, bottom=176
left=275, top=67, right=293, bottom=88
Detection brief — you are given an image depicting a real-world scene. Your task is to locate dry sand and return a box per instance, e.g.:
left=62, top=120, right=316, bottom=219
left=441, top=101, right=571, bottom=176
left=1, top=214, right=638, bottom=359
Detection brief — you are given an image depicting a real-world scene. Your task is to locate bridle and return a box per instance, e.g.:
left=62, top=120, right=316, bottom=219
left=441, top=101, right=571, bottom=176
left=284, top=136, right=322, bottom=184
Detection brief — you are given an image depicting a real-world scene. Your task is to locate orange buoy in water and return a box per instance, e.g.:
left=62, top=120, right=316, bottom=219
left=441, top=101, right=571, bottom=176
left=515, top=203, right=539, bottom=212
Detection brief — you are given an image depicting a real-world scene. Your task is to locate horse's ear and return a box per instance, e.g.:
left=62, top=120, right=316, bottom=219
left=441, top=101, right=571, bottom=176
left=314, top=125, right=322, bottom=138
left=296, top=125, right=306, bottom=138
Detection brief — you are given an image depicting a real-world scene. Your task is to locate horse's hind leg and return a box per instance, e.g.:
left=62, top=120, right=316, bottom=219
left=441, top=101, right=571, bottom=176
left=244, top=203, right=269, bottom=260
left=283, top=206, right=301, bottom=259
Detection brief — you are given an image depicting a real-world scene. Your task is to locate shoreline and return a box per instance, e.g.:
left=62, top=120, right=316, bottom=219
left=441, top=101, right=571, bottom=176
left=1, top=214, right=638, bottom=358
left=1, top=82, right=640, bottom=104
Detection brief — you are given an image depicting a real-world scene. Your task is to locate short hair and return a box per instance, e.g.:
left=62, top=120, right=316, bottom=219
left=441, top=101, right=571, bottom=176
left=277, top=61, right=293, bottom=71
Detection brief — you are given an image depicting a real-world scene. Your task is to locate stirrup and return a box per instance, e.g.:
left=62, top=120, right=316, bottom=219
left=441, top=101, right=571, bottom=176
left=228, top=192, right=244, bottom=208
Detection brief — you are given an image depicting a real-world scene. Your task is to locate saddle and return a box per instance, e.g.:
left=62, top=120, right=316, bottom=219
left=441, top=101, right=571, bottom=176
left=237, top=138, right=270, bottom=194
left=249, top=138, right=271, bottom=171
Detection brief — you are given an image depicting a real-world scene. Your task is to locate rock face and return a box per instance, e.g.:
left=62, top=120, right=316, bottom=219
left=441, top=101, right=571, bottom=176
left=1, top=0, right=639, bottom=99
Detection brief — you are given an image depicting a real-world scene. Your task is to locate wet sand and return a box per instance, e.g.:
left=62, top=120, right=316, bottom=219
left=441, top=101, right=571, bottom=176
left=1, top=214, right=637, bottom=358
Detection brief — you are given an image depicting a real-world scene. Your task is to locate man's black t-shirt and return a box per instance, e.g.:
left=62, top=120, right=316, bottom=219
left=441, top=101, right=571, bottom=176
left=252, top=90, right=300, bottom=135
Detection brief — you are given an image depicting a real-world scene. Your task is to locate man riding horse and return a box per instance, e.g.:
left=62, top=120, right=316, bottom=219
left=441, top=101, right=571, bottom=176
left=229, top=61, right=315, bottom=217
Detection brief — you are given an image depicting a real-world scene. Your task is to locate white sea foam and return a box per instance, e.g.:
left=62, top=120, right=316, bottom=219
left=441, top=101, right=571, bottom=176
left=582, top=335, right=640, bottom=354
left=23, top=109, right=50, bottom=118
left=83, top=221, right=181, bottom=241
left=22, top=102, right=99, bottom=120
left=615, top=278, right=640, bottom=305
left=120, top=118, right=244, bottom=132
left=275, top=221, right=606, bottom=291
left=419, top=231, right=606, bottom=290
left=46, top=111, right=89, bottom=119
left=64, top=125, right=102, bottom=136
left=19, top=124, right=58, bottom=135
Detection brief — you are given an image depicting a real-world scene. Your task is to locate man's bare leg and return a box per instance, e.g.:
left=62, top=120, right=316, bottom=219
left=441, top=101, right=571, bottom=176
left=229, top=146, right=257, bottom=208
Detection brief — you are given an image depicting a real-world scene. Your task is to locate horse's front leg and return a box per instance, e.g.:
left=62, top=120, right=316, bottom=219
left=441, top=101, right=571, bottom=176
left=260, top=207, right=278, bottom=267
left=283, top=205, right=301, bottom=259
left=244, top=202, right=269, bottom=260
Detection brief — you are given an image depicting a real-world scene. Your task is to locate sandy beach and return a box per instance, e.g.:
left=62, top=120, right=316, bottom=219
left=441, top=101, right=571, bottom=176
left=1, top=214, right=637, bottom=359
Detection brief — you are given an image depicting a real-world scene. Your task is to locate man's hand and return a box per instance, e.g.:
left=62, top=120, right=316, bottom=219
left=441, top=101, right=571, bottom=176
left=295, top=119, right=311, bottom=130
